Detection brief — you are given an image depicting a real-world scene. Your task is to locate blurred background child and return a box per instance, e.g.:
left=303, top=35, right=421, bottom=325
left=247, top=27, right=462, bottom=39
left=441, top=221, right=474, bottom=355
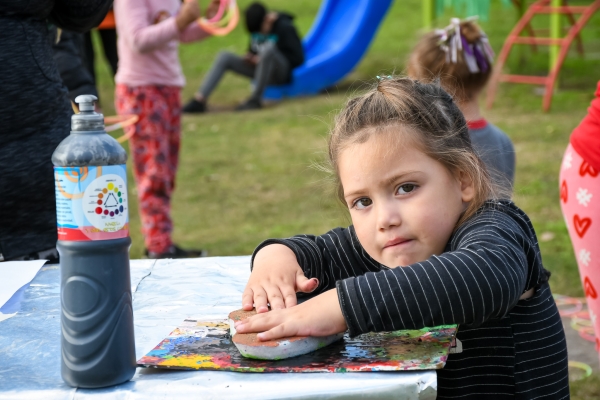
left=559, top=79, right=600, bottom=363
left=183, top=1, right=304, bottom=112
left=114, top=0, right=219, bottom=259
left=408, top=18, right=515, bottom=191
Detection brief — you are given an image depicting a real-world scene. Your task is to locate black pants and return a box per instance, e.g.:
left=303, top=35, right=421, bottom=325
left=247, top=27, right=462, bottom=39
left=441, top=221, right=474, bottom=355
left=83, top=28, right=118, bottom=83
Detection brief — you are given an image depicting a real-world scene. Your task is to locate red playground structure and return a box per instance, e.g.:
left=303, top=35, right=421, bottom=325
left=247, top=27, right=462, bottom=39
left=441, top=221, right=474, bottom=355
left=486, top=0, right=600, bottom=111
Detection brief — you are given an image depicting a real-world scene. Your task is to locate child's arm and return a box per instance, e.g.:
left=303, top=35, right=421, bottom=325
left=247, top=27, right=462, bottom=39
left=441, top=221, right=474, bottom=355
left=239, top=203, right=535, bottom=340
left=179, top=0, right=220, bottom=43
left=114, top=0, right=199, bottom=54
left=250, top=226, right=380, bottom=288
left=236, top=288, right=347, bottom=341
left=253, top=226, right=381, bottom=291
left=179, top=24, right=211, bottom=43
left=244, top=226, right=380, bottom=314
left=337, top=205, right=532, bottom=337
left=243, top=244, right=319, bottom=312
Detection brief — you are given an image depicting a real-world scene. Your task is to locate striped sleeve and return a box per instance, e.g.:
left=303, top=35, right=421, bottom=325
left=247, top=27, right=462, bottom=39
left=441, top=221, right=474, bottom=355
left=251, top=227, right=381, bottom=293
left=337, top=208, right=531, bottom=336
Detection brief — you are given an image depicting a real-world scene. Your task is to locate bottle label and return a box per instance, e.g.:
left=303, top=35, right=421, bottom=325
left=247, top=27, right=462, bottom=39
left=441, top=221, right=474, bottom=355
left=54, top=165, right=129, bottom=241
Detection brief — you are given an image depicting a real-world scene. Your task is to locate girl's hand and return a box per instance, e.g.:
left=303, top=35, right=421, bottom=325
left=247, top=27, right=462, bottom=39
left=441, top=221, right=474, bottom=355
left=243, top=244, right=319, bottom=313
left=176, top=0, right=201, bottom=31
left=205, top=0, right=221, bottom=19
left=235, top=289, right=348, bottom=341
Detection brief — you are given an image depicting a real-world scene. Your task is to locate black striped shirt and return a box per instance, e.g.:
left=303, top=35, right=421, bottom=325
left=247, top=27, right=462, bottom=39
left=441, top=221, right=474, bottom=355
left=252, top=201, right=569, bottom=399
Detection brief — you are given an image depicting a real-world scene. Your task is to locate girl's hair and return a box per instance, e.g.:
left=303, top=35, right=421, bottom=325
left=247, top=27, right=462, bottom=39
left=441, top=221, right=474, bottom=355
left=328, top=77, right=501, bottom=227
left=407, top=19, right=493, bottom=102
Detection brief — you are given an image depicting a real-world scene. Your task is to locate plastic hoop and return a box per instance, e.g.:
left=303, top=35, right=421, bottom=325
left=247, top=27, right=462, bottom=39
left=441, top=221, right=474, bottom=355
left=554, top=294, right=583, bottom=317
left=578, top=328, right=596, bottom=343
left=206, top=0, right=227, bottom=23
left=197, top=0, right=239, bottom=36
left=104, top=115, right=139, bottom=143
left=568, top=361, right=593, bottom=380
left=554, top=294, right=597, bottom=344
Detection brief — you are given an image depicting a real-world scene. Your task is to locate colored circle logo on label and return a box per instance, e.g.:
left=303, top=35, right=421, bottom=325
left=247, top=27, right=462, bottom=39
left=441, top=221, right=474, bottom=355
left=83, top=174, right=128, bottom=232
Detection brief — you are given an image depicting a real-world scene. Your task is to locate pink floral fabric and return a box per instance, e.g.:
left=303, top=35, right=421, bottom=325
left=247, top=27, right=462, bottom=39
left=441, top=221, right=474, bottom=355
left=115, top=84, right=181, bottom=254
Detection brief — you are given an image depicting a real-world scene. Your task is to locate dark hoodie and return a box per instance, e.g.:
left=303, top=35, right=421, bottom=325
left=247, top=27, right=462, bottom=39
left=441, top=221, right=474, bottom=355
left=248, top=12, right=304, bottom=82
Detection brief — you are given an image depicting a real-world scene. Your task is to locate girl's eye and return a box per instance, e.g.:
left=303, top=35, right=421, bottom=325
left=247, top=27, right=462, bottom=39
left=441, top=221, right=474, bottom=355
left=353, top=197, right=373, bottom=209
left=397, top=184, right=417, bottom=195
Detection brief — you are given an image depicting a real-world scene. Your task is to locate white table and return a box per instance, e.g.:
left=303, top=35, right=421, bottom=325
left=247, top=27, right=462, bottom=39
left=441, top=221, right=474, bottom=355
left=0, top=257, right=436, bottom=399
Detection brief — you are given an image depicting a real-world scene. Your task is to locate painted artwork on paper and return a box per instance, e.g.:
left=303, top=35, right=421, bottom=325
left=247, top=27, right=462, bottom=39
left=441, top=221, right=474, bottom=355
left=137, top=319, right=457, bottom=372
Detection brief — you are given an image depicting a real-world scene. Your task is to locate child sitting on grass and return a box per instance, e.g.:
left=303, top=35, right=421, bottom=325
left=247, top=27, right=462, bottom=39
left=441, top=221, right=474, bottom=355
left=114, top=0, right=218, bottom=258
left=408, top=18, right=515, bottom=191
left=235, top=78, right=569, bottom=399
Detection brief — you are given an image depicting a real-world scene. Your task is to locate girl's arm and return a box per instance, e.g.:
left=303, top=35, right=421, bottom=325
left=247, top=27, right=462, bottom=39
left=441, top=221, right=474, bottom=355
left=114, top=0, right=199, bottom=54
left=179, top=24, right=210, bottom=43
left=251, top=226, right=382, bottom=295
left=338, top=205, right=534, bottom=337
left=179, top=0, right=221, bottom=42
left=239, top=202, right=539, bottom=341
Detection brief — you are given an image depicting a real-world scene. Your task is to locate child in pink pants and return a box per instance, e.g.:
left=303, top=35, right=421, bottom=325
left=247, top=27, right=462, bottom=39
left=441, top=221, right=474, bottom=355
left=114, top=0, right=217, bottom=258
left=559, top=80, right=600, bottom=358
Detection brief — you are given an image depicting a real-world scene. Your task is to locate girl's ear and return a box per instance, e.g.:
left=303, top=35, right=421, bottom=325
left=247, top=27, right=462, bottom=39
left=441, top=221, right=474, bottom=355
left=458, top=169, right=476, bottom=203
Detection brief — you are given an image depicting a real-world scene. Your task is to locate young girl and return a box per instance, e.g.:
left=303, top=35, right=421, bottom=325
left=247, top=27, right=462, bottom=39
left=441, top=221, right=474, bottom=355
left=235, top=78, right=569, bottom=399
left=114, top=0, right=218, bottom=258
left=408, top=18, right=515, bottom=191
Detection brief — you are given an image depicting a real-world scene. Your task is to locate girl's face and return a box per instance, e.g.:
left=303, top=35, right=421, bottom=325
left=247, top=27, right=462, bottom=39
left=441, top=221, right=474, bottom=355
left=338, top=128, right=475, bottom=267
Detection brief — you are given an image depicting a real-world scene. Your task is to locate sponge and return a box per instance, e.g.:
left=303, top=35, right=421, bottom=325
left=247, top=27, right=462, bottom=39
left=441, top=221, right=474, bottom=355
left=228, top=309, right=344, bottom=360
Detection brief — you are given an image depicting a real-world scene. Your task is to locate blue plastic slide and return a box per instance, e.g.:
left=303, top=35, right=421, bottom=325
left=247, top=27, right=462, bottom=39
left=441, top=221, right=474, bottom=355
left=263, top=0, right=394, bottom=100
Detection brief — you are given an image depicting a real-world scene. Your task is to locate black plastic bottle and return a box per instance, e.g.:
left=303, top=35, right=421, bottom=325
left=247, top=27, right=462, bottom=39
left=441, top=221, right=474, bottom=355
left=52, top=95, right=136, bottom=388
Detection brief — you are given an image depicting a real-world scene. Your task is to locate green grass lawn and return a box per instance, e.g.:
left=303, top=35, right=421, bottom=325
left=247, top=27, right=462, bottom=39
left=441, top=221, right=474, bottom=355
left=92, top=0, right=600, bottom=395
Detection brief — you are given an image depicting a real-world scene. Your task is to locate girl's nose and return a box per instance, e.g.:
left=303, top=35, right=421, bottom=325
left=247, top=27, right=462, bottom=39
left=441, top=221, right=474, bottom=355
left=377, top=199, right=402, bottom=231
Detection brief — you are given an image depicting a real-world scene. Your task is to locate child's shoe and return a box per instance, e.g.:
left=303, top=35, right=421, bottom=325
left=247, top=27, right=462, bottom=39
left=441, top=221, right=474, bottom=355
left=234, top=98, right=262, bottom=111
left=145, top=244, right=207, bottom=259
left=182, top=98, right=207, bottom=114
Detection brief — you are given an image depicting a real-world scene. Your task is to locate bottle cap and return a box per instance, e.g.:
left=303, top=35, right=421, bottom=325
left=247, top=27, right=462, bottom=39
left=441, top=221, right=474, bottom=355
left=72, top=95, right=105, bottom=132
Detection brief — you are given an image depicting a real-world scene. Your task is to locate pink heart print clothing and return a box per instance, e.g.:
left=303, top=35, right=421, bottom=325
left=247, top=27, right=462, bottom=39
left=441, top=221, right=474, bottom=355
left=559, top=143, right=600, bottom=355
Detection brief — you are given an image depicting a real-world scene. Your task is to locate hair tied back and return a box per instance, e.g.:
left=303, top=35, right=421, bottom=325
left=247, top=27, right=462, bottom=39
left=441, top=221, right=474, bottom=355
left=437, top=16, right=495, bottom=74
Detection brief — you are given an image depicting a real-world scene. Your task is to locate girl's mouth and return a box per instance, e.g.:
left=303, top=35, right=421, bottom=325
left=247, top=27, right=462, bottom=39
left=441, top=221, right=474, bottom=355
left=383, top=238, right=413, bottom=249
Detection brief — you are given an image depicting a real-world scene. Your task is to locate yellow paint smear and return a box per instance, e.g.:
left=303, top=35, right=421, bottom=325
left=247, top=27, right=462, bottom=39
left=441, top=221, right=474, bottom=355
left=158, top=354, right=221, bottom=369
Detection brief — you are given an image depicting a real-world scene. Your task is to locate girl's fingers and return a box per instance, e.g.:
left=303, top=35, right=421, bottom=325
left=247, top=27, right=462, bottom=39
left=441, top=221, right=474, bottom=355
left=257, top=323, right=293, bottom=341
left=241, top=288, right=254, bottom=310
left=235, top=312, right=276, bottom=333
left=296, top=276, right=319, bottom=293
left=252, top=287, right=269, bottom=313
left=264, top=285, right=285, bottom=310
left=281, top=287, right=298, bottom=308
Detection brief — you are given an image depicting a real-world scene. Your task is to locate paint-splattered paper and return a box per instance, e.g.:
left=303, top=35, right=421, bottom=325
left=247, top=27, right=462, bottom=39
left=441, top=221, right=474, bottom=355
left=137, top=319, right=457, bottom=372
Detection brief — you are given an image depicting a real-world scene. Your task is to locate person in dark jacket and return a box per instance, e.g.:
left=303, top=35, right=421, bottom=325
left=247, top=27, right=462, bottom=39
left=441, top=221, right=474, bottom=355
left=0, top=0, right=112, bottom=262
left=183, top=1, right=304, bottom=112
left=53, top=29, right=99, bottom=103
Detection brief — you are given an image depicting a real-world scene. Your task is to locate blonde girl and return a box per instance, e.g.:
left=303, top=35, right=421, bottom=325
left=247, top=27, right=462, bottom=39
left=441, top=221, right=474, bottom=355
left=408, top=18, right=515, bottom=191
left=236, top=78, right=568, bottom=399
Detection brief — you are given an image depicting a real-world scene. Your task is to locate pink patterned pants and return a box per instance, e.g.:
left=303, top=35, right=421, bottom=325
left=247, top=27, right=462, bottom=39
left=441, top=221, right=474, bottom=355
left=559, top=143, right=600, bottom=355
left=115, top=84, right=181, bottom=254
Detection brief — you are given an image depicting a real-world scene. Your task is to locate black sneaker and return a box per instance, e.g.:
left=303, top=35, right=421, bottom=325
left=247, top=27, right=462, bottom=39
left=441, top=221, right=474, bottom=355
left=234, top=98, right=262, bottom=111
left=145, top=244, right=208, bottom=259
left=182, top=98, right=207, bottom=114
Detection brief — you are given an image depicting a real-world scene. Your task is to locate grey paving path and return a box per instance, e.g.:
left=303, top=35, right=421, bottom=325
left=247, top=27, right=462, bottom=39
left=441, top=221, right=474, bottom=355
left=564, top=317, right=599, bottom=373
